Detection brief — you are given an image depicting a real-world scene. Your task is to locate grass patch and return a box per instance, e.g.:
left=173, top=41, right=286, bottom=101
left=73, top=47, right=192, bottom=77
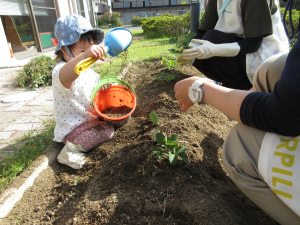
left=0, top=118, right=55, bottom=192
left=93, top=36, right=174, bottom=79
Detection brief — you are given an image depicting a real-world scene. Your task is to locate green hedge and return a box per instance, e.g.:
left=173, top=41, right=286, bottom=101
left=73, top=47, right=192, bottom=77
left=130, top=16, right=143, bottom=27
left=97, top=12, right=123, bottom=28
left=141, top=11, right=204, bottom=38
left=141, top=12, right=190, bottom=38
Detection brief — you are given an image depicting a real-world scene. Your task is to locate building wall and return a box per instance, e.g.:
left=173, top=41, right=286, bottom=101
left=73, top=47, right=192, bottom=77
left=57, top=0, right=72, bottom=18
left=0, top=17, right=12, bottom=63
left=0, top=0, right=96, bottom=62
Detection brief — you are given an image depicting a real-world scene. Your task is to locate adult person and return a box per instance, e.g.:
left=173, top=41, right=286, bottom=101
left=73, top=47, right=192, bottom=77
left=174, top=30, right=300, bottom=225
left=182, top=0, right=289, bottom=90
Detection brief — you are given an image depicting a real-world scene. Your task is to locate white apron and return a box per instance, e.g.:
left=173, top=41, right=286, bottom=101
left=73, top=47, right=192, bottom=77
left=258, top=133, right=300, bottom=216
left=246, top=0, right=289, bottom=83
left=215, top=0, right=289, bottom=84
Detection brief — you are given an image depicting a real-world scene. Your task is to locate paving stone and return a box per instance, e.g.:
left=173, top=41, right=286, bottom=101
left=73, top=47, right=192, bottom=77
left=1, top=92, right=36, bottom=103
left=27, top=91, right=53, bottom=106
left=28, top=111, right=43, bottom=116
left=13, top=117, right=34, bottom=123
left=20, top=105, right=54, bottom=111
left=0, top=102, right=14, bottom=107
left=4, top=102, right=26, bottom=112
left=31, top=116, right=50, bottom=123
left=0, top=132, right=14, bottom=140
left=4, top=123, right=42, bottom=131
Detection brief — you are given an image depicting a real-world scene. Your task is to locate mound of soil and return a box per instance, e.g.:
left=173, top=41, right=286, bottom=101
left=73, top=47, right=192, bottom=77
left=4, top=61, right=279, bottom=225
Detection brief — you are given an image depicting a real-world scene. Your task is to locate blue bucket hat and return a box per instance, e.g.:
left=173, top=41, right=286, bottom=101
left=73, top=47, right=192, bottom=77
left=54, top=14, right=104, bottom=57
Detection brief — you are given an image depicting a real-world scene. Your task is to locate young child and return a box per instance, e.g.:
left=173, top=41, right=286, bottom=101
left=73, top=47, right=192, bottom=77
left=52, top=14, right=114, bottom=169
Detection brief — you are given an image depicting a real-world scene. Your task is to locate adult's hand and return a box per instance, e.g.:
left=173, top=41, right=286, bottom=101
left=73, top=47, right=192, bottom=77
left=182, top=39, right=240, bottom=60
left=174, top=76, right=200, bottom=111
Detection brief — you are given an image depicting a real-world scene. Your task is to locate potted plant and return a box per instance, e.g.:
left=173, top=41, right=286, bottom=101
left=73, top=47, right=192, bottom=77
left=168, top=32, right=196, bottom=65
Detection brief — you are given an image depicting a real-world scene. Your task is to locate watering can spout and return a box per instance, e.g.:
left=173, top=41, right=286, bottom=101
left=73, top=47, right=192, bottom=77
left=75, top=28, right=132, bottom=75
left=105, top=28, right=132, bottom=56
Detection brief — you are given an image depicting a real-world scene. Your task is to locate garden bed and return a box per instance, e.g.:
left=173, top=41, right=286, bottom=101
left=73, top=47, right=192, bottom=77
left=4, top=61, right=279, bottom=224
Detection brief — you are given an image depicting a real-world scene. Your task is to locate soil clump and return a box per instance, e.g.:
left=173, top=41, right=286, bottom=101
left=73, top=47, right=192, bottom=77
left=3, top=61, right=279, bottom=225
left=101, top=106, right=133, bottom=118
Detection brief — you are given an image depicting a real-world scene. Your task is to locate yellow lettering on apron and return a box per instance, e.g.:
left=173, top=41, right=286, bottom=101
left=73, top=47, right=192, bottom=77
left=272, top=176, right=293, bottom=187
left=273, top=189, right=292, bottom=199
left=272, top=167, right=293, bottom=176
left=274, top=151, right=295, bottom=167
left=276, top=137, right=299, bottom=151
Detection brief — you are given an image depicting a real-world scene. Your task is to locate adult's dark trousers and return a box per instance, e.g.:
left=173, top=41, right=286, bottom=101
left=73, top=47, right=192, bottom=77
left=192, top=30, right=252, bottom=90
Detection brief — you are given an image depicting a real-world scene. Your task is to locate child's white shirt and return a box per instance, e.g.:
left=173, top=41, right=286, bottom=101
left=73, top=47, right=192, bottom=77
left=52, top=61, right=100, bottom=142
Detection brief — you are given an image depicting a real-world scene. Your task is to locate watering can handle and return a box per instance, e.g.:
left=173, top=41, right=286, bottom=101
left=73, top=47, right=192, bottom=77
left=74, top=57, right=98, bottom=75
left=91, top=76, right=136, bottom=107
left=74, top=46, right=110, bottom=75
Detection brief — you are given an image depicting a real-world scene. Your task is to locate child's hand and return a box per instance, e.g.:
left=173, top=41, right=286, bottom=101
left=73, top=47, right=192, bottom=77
left=100, top=83, right=112, bottom=91
left=85, top=44, right=106, bottom=61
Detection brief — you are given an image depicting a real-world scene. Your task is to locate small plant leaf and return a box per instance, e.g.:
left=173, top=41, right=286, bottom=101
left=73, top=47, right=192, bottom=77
left=178, top=152, right=189, bottom=164
left=152, top=146, right=162, bottom=153
left=187, top=32, right=197, bottom=38
left=162, top=150, right=169, bottom=156
left=156, top=132, right=166, bottom=146
left=149, top=110, right=159, bottom=127
left=167, top=134, right=178, bottom=142
left=153, top=129, right=160, bottom=141
left=156, top=151, right=163, bottom=159
left=174, top=146, right=187, bottom=154
left=169, top=153, right=178, bottom=165
left=166, top=141, right=178, bottom=150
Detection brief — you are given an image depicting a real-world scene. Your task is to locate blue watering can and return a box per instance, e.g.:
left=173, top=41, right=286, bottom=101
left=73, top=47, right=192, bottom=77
left=75, top=27, right=133, bottom=75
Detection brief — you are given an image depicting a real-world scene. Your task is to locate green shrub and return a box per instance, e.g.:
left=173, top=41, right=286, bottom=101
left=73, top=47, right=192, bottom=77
left=97, top=16, right=105, bottom=27
left=97, top=12, right=122, bottom=28
left=141, top=11, right=204, bottom=38
left=131, top=16, right=143, bottom=26
left=142, top=14, right=190, bottom=38
left=110, top=12, right=122, bottom=27
left=15, top=55, right=56, bottom=89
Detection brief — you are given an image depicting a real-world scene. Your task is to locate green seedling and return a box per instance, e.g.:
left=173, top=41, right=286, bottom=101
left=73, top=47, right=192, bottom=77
left=149, top=110, right=188, bottom=165
left=168, top=32, right=197, bottom=54
left=161, top=56, right=180, bottom=70
left=74, top=177, right=80, bottom=186
left=147, top=154, right=152, bottom=161
left=155, top=57, right=181, bottom=83
left=142, top=168, right=146, bottom=176
left=169, top=32, right=196, bottom=65
left=154, top=72, right=178, bottom=83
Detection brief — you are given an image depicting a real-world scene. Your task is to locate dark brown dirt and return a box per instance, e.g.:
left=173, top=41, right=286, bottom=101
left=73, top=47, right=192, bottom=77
left=102, top=106, right=133, bottom=118
left=4, top=61, right=279, bottom=225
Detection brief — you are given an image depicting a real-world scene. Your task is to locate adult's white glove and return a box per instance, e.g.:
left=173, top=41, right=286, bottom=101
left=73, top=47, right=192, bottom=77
left=182, top=39, right=240, bottom=60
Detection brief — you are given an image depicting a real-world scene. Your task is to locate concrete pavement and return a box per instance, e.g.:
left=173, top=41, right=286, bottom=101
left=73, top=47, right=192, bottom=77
left=0, top=51, right=56, bottom=159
